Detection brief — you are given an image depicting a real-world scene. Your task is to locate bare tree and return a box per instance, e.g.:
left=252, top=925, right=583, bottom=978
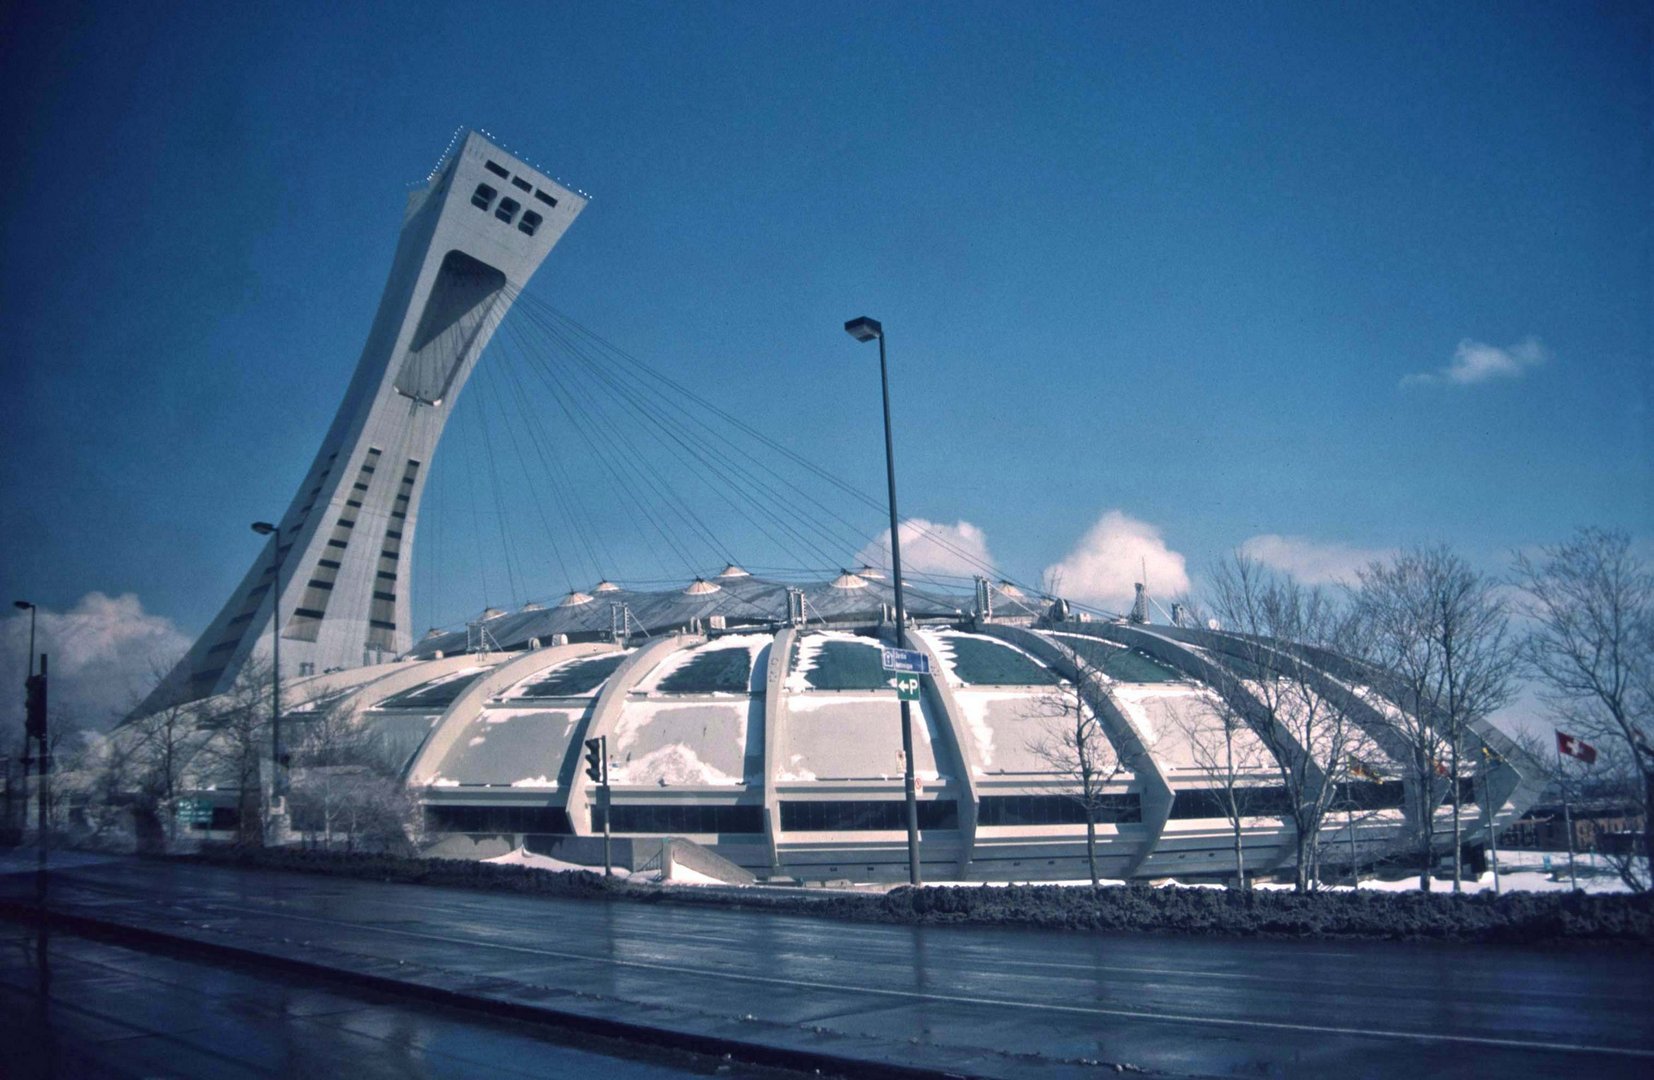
left=286, top=695, right=417, bottom=853
left=1026, top=646, right=1124, bottom=888
left=114, top=661, right=207, bottom=846
left=1207, top=554, right=1365, bottom=892
left=1513, top=528, right=1652, bottom=891
left=195, top=660, right=273, bottom=846
left=1352, top=546, right=1516, bottom=891
left=1169, top=697, right=1273, bottom=889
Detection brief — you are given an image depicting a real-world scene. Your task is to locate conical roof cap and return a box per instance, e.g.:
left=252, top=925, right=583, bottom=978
left=557, top=591, right=595, bottom=608
left=683, top=577, right=722, bottom=596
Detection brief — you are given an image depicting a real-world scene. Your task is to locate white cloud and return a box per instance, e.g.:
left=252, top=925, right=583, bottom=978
left=1238, top=534, right=1392, bottom=585
left=855, top=518, right=994, bottom=579
left=1402, top=336, right=1547, bottom=388
left=1043, top=510, right=1190, bottom=613
left=2, top=593, right=190, bottom=731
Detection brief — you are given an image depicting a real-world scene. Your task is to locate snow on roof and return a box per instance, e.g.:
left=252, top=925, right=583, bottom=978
left=786, top=630, right=886, bottom=693
left=637, top=633, right=772, bottom=695
left=609, top=698, right=758, bottom=786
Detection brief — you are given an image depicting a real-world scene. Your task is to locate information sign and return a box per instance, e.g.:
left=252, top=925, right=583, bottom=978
left=175, top=798, right=214, bottom=825
left=880, top=647, right=931, bottom=675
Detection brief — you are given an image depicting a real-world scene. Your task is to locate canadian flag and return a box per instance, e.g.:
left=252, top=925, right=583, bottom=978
left=1555, top=731, right=1598, bottom=765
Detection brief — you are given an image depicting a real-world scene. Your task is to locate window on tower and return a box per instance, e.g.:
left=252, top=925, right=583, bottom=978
left=519, top=210, right=542, bottom=236
left=471, top=183, right=497, bottom=210
left=495, top=197, right=520, bottom=223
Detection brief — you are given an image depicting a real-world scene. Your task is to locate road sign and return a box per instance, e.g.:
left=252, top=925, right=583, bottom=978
left=175, top=798, right=213, bottom=825
left=894, top=673, right=921, bottom=701
left=881, top=647, right=931, bottom=675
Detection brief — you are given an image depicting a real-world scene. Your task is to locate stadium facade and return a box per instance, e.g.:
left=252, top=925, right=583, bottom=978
left=135, top=132, right=1542, bottom=882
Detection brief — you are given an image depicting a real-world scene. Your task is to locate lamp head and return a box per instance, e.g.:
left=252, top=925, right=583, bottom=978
left=12, top=601, right=32, bottom=612
left=844, top=316, right=883, bottom=343
left=251, top=521, right=277, bottom=536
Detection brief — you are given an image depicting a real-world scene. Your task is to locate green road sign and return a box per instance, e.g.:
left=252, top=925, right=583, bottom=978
left=175, top=798, right=213, bottom=825
left=895, top=673, right=921, bottom=701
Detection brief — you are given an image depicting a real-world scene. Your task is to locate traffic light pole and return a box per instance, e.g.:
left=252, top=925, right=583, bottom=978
left=601, top=785, right=612, bottom=878
left=31, top=655, right=48, bottom=902
left=585, top=736, right=611, bottom=877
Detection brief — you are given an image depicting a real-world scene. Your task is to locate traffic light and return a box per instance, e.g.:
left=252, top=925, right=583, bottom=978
left=583, top=736, right=606, bottom=785
left=23, top=673, right=46, bottom=740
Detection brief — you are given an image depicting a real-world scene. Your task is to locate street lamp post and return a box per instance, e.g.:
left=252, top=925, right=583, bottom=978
left=844, top=316, right=922, bottom=886
left=250, top=522, right=286, bottom=843
left=13, top=599, right=45, bottom=894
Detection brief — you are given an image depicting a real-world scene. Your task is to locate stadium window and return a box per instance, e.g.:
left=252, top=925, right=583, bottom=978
left=533, top=189, right=558, bottom=208
left=495, top=197, right=520, bottom=223
left=780, top=800, right=958, bottom=831
left=978, top=794, right=1142, bottom=826
left=519, top=210, right=542, bottom=236
left=510, top=176, right=531, bottom=192
left=425, top=804, right=572, bottom=834
left=1342, top=780, right=1407, bottom=811
left=597, top=804, right=763, bottom=835
left=484, top=160, right=509, bottom=179
left=471, top=183, right=498, bottom=210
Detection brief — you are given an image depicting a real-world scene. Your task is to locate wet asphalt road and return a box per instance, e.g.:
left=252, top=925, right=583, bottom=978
left=2, top=851, right=1651, bottom=1078
left=0, top=919, right=804, bottom=1079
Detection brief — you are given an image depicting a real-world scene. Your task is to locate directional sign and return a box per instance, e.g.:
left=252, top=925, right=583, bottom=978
left=894, top=673, right=922, bottom=701
left=175, top=798, right=213, bottom=825
left=880, top=647, right=931, bottom=675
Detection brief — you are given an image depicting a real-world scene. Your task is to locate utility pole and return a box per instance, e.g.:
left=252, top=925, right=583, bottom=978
left=251, top=522, right=286, bottom=845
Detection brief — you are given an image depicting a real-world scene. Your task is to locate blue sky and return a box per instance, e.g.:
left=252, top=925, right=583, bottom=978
left=0, top=1, right=1648, bottom=714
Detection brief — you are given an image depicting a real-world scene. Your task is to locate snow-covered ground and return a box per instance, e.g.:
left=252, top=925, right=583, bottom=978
left=924, top=851, right=1641, bottom=893
left=482, top=846, right=730, bottom=884
left=482, top=846, right=1640, bottom=894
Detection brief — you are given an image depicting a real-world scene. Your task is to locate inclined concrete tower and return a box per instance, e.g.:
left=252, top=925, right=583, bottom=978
left=144, top=131, right=586, bottom=710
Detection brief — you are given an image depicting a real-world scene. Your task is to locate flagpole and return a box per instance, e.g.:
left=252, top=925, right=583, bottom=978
left=1556, top=740, right=1577, bottom=890
left=1347, top=803, right=1358, bottom=887
left=1481, top=754, right=1501, bottom=895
